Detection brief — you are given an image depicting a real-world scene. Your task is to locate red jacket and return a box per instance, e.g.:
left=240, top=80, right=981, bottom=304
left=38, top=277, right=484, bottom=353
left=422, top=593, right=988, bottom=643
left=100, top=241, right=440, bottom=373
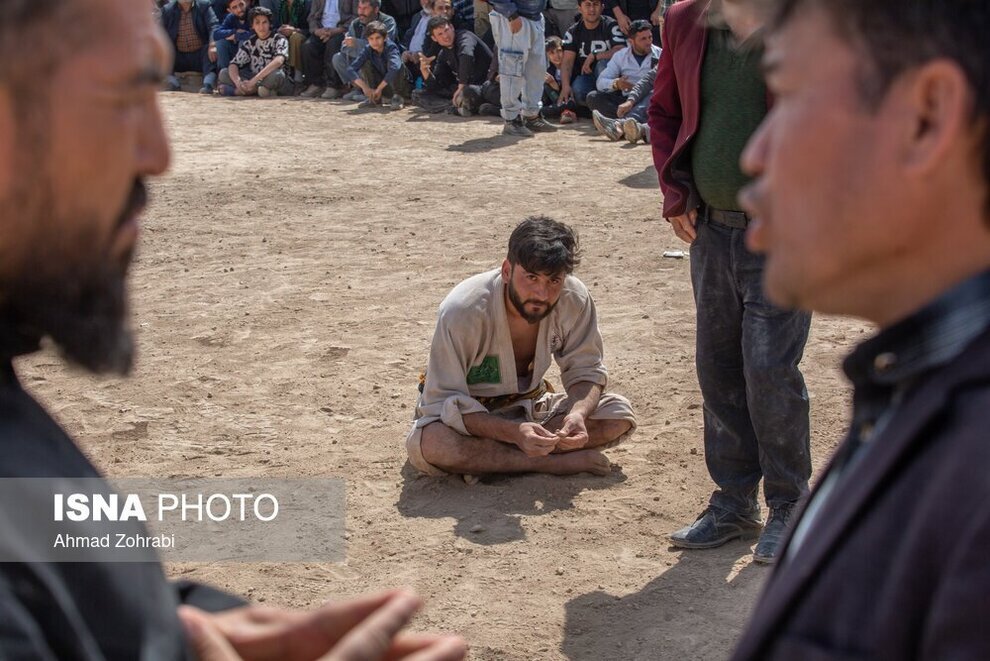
left=648, top=0, right=771, bottom=218
left=648, top=0, right=710, bottom=218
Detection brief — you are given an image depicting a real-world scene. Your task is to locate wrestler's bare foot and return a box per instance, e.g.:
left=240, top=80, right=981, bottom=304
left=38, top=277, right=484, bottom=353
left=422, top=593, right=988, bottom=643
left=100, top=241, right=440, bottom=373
left=551, top=449, right=611, bottom=476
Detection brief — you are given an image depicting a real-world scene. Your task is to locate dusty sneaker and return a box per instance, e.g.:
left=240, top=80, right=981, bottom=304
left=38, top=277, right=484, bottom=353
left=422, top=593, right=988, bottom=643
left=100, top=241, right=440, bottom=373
left=593, top=110, right=623, bottom=141
left=257, top=86, right=275, bottom=98
left=623, top=118, right=643, bottom=143
left=390, top=95, right=405, bottom=110
left=502, top=116, right=533, bottom=137
left=321, top=87, right=343, bottom=100
left=300, top=84, right=324, bottom=98
left=524, top=114, right=558, bottom=133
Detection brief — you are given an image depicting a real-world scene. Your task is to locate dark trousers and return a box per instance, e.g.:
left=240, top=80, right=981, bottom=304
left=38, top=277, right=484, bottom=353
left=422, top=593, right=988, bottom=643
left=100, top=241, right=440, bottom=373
left=585, top=89, right=624, bottom=118
left=301, top=32, right=346, bottom=87
left=361, top=63, right=414, bottom=99
left=174, top=45, right=217, bottom=82
left=461, top=80, right=501, bottom=112
left=690, top=209, right=812, bottom=516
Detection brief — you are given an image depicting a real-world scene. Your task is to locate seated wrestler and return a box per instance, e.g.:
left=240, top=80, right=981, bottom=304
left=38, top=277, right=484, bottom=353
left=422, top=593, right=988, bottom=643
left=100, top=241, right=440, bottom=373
left=406, top=216, right=636, bottom=478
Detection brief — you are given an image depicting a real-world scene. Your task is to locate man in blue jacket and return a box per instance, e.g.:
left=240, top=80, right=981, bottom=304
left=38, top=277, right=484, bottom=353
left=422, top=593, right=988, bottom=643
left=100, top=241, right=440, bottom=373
left=212, top=0, right=252, bottom=71
left=161, top=0, right=220, bottom=93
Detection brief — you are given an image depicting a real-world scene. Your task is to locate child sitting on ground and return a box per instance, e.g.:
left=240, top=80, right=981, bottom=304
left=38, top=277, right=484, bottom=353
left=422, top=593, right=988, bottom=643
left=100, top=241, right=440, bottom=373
left=345, top=21, right=414, bottom=110
left=540, top=36, right=578, bottom=123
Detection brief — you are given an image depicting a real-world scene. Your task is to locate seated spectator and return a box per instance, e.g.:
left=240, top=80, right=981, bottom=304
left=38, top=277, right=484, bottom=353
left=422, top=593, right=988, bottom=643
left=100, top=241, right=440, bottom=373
left=610, top=0, right=661, bottom=43
left=451, top=0, right=474, bottom=30
left=345, top=20, right=412, bottom=108
left=332, top=0, right=398, bottom=100
left=460, top=50, right=501, bottom=116
left=161, top=0, right=220, bottom=94
left=219, top=6, right=294, bottom=96
left=558, top=0, right=624, bottom=110
left=544, top=0, right=577, bottom=39
left=591, top=57, right=655, bottom=143
left=587, top=19, right=657, bottom=123
left=540, top=35, right=577, bottom=123
left=271, top=0, right=313, bottom=84
left=385, top=0, right=424, bottom=36
left=423, top=16, right=493, bottom=115
left=299, top=0, right=358, bottom=98
left=401, top=0, right=436, bottom=73
left=213, top=0, right=252, bottom=72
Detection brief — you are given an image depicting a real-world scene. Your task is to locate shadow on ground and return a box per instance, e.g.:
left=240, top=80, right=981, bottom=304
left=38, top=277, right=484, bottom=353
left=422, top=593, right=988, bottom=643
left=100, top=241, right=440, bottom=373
left=396, top=461, right=628, bottom=544
left=619, top=165, right=660, bottom=190
left=562, top=543, right=766, bottom=660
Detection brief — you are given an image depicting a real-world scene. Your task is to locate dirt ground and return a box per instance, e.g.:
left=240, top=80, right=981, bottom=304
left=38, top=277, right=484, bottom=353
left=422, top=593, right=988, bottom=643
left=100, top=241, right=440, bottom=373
left=19, top=93, right=872, bottom=660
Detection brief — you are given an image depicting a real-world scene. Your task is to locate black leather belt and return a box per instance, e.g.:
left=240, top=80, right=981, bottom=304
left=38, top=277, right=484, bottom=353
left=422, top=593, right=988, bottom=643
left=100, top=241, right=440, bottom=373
left=703, top=204, right=750, bottom=229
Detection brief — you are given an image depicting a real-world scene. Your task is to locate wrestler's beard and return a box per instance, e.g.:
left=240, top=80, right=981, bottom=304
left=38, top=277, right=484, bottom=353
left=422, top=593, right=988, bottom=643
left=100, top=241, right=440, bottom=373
left=1, top=182, right=144, bottom=376
left=507, top=279, right=557, bottom=325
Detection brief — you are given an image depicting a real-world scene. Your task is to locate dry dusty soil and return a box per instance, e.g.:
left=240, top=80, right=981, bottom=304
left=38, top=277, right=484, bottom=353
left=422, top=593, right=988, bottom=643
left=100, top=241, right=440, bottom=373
left=19, top=92, right=872, bottom=660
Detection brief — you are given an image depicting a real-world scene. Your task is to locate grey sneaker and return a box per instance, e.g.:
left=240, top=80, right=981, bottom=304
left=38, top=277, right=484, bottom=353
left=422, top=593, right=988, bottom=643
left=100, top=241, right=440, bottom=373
left=257, top=86, right=275, bottom=98
left=669, top=507, right=762, bottom=549
left=502, top=117, right=534, bottom=137
left=622, top=117, right=643, bottom=143
left=389, top=95, right=405, bottom=110
left=343, top=89, right=366, bottom=102
left=321, top=87, right=343, bottom=100
left=524, top=114, right=558, bottom=133
left=592, top=110, right=623, bottom=141
left=753, top=504, right=795, bottom=564
left=301, top=84, right=325, bottom=98
left=198, top=84, right=214, bottom=95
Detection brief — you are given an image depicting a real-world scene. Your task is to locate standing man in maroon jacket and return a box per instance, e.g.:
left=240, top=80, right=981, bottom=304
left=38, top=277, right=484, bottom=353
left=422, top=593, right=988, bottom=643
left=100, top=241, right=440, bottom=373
left=647, top=0, right=811, bottom=563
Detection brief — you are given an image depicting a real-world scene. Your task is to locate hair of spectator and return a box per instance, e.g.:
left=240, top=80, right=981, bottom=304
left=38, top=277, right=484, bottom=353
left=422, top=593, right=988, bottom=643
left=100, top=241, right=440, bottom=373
left=427, top=15, right=452, bottom=35
left=249, top=5, right=273, bottom=22
left=226, top=0, right=241, bottom=8
left=769, top=0, right=990, bottom=216
left=359, top=0, right=382, bottom=9
left=507, top=216, right=581, bottom=276
left=628, top=19, right=651, bottom=36
left=365, top=20, right=388, bottom=38
left=545, top=35, right=564, bottom=51
left=578, top=0, right=602, bottom=6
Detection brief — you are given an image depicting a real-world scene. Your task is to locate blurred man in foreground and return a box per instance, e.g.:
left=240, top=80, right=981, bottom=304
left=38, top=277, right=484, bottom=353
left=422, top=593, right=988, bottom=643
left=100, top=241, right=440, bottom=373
left=0, top=1, right=465, bottom=659
left=731, top=0, right=990, bottom=657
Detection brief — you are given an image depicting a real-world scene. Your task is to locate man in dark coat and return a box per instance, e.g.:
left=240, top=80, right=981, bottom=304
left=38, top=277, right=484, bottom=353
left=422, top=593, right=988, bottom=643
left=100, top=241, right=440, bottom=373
left=729, top=0, right=990, bottom=657
left=161, top=0, right=220, bottom=92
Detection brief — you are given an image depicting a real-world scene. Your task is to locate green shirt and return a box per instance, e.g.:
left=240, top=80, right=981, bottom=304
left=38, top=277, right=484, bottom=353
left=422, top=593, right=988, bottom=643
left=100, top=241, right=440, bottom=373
left=690, top=27, right=766, bottom=212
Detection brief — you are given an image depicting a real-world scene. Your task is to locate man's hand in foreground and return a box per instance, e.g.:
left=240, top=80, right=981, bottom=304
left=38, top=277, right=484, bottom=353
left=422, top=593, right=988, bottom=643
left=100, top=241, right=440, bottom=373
left=180, top=590, right=467, bottom=661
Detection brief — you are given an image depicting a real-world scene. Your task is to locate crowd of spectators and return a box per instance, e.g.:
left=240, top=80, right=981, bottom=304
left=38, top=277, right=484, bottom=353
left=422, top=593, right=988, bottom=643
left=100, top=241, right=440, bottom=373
left=154, top=0, right=675, bottom=141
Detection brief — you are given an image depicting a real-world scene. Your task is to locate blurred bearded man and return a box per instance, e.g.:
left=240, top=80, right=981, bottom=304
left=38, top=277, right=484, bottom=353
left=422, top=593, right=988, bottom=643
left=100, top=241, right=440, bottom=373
left=0, top=2, right=465, bottom=659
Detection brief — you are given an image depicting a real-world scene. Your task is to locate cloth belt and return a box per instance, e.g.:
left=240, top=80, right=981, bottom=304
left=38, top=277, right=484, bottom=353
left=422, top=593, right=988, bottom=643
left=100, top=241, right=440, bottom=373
left=417, top=373, right=554, bottom=411
left=702, top=204, right=751, bottom=230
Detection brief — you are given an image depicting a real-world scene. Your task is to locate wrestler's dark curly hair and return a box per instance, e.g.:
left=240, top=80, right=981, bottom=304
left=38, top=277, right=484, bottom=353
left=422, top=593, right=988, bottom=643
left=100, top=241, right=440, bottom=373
left=507, top=216, right=582, bottom=275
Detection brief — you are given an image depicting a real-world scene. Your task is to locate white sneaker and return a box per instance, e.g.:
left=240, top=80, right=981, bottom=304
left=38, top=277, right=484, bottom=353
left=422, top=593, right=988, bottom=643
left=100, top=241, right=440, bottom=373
left=622, top=117, right=642, bottom=143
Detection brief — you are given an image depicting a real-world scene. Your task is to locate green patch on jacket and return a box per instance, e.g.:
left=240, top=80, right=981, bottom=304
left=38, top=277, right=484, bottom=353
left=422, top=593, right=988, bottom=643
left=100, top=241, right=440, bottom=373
left=467, top=356, right=501, bottom=385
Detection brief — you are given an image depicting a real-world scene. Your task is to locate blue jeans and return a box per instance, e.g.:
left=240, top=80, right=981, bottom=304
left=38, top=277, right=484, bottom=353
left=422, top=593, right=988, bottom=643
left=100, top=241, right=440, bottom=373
left=690, top=211, right=812, bottom=516
left=569, top=60, right=607, bottom=107
left=215, top=38, right=240, bottom=71
left=625, top=94, right=650, bottom=123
